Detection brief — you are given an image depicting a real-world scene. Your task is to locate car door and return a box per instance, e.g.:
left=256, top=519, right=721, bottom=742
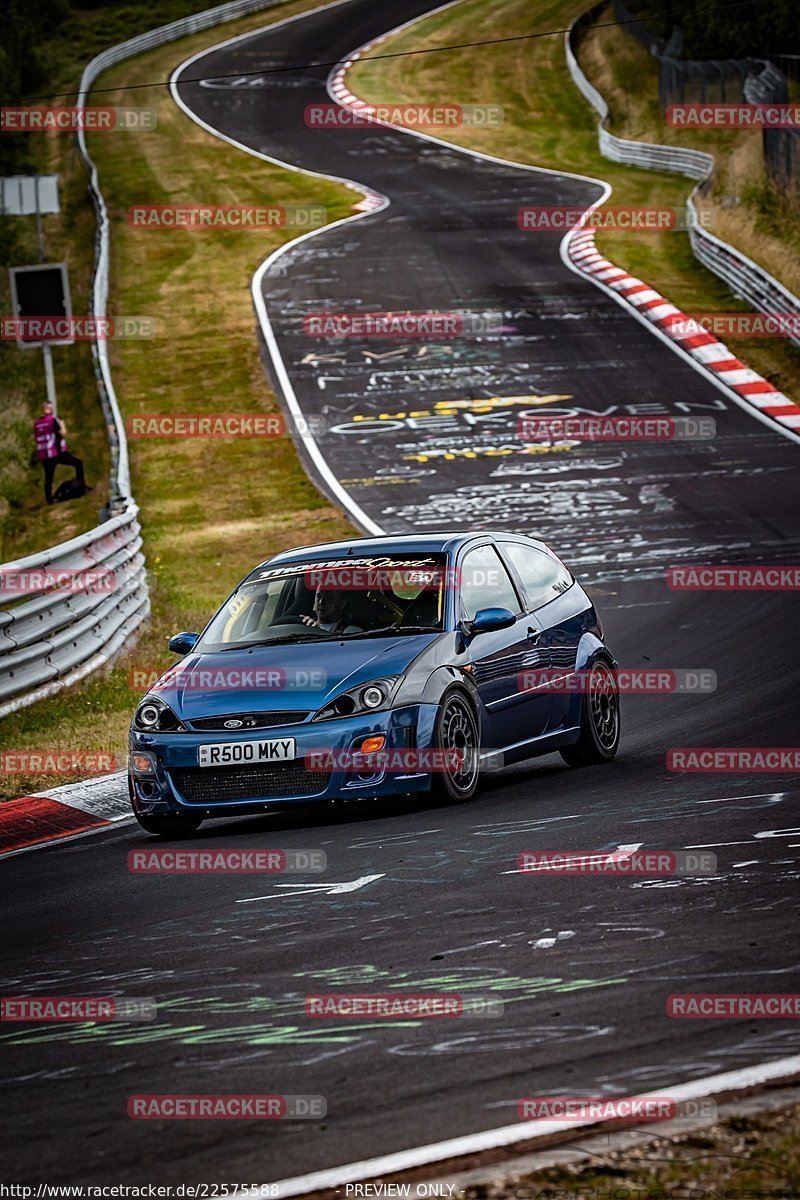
left=499, top=540, right=585, bottom=732
left=458, top=543, right=551, bottom=750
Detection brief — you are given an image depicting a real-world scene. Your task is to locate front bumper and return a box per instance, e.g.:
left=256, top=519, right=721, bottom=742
left=128, top=703, right=438, bottom=817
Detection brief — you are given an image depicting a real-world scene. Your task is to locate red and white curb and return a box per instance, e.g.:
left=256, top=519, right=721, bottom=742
left=0, top=772, right=131, bottom=859
left=565, top=226, right=800, bottom=436
left=329, top=46, right=392, bottom=213
left=331, top=35, right=800, bottom=443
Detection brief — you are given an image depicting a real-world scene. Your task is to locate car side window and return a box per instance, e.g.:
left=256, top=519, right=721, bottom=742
left=501, top=542, right=573, bottom=612
left=459, top=545, right=521, bottom=621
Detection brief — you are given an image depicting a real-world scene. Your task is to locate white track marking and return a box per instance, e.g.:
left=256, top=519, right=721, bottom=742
left=267, top=1055, right=800, bottom=1197
left=172, top=0, right=620, bottom=539
left=169, top=0, right=389, bottom=535
left=326, top=5, right=800, bottom=448
left=502, top=842, right=642, bottom=875
left=236, top=872, right=384, bottom=902
left=696, top=793, right=787, bottom=805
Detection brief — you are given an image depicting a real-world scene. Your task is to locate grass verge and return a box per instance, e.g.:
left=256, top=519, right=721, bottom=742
left=0, top=0, right=357, bottom=799
left=581, top=6, right=800, bottom=299
left=0, top=154, right=111, bottom=562
left=1, top=0, right=313, bottom=564
left=463, top=1102, right=800, bottom=1198
left=348, top=0, right=800, bottom=400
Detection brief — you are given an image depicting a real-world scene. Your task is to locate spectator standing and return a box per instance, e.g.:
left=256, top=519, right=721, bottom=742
left=33, top=400, right=85, bottom=505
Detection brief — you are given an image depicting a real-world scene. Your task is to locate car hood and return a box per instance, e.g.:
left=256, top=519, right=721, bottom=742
left=147, top=633, right=440, bottom=720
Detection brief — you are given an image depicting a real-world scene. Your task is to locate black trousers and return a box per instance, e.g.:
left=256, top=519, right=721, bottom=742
left=43, top=452, right=84, bottom=503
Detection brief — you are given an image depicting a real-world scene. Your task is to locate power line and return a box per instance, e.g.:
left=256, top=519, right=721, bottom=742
left=24, top=0, right=759, bottom=102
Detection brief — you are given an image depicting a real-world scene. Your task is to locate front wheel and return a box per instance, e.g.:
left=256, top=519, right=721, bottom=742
left=134, top=811, right=203, bottom=838
left=560, top=658, right=620, bottom=767
left=430, top=691, right=480, bottom=804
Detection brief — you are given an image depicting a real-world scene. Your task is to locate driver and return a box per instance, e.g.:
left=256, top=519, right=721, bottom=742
left=300, top=586, right=362, bottom=635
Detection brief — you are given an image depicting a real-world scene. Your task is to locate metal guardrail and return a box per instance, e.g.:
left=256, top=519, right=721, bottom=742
left=565, top=7, right=800, bottom=350
left=0, top=506, right=148, bottom=714
left=0, top=0, right=285, bottom=717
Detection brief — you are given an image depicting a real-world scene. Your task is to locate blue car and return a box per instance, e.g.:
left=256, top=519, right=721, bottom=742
left=128, top=533, right=620, bottom=836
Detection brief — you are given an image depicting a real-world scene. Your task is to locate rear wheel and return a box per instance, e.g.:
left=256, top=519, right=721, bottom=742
left=134, top=811, right=203, bottom=838
left=560, top=657, right=620, bottom=767
left=430, top=691, right=480, bottom=804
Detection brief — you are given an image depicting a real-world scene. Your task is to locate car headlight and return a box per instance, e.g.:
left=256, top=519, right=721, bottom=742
left=133, top=696, right=186, bottom=732
left=312, top=676, right=400, bottom=722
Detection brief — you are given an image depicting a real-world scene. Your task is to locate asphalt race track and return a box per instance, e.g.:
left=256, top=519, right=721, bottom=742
left=173, top=0, right=800, bottom=583
left=2, top=0, right=800, bottom=1186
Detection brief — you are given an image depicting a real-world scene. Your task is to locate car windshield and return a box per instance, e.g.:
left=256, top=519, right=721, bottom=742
left=196, top=555, right=448, bottom=650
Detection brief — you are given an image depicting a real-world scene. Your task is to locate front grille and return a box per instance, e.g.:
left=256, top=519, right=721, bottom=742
left=188, top=711, right=310, bottom=731
left=169, top=763, right=328, bottom=804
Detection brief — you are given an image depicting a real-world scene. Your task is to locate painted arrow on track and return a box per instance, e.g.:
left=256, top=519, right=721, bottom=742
left=236, top=873, right=386, bottom=903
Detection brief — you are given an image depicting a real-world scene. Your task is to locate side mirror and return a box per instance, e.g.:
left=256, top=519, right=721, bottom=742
left=168, top=631, right=199, bottom=655
left=469, top=607, right=517, bottom=636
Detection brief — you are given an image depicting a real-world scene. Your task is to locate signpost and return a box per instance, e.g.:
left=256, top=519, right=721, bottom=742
left=2, top=174, right=65, bottom=415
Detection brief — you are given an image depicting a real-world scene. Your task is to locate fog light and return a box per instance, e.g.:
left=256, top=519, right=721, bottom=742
left=131, top=753, right=154, bottom=774
left=359, top=735, right=386, bottom=754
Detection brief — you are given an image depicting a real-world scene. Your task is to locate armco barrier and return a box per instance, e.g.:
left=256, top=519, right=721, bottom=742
left=0, top=504, right=147, bottom=716
left=0, top=0, right=286, bottom=717
left=566, top=7, right=800, bottom=350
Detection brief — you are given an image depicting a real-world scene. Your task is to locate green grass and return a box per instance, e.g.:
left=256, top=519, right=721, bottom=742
left=581, top=3, right=800, bottom=298
left=349, top=0, right=800, bottom=400
left=0, top=154, right=111, bottom=563
left=1, top=0, right=307, bottom=564
left=25, top=0, right=271, bottom=105
left=0, top=0, right=358, bottom=799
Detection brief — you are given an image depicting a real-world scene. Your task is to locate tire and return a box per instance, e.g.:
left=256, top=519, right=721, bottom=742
left=134, top=811, right=203, bottom=838
left=560, top=656, right=620, bottom=767
left=429, top=690, right=480, bottom=804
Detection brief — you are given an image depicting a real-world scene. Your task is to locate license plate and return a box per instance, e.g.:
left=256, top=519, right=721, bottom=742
left=198, top=738, right=296, bottom=767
